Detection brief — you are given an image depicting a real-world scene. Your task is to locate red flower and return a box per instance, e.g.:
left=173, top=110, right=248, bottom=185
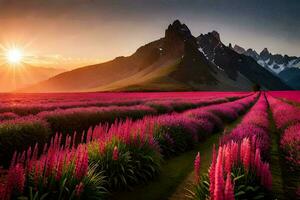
left=75, top=146, right=89, bottom=180
left=194, top=152, right=201, bottom=183
left=113, top=146, right=119, bottom=161
left=75, top=182, right=84, bottom=197
left=214, top=147, right=224, bottom=200
left=241, top=138, right=251, bottom=172
left=5, top=163, right=25, bottom=198
left=209, top=145, right=217, bottom=200
left=224, top=146, right=232, bottom=174
left=224, top=173, right=234, bottom=200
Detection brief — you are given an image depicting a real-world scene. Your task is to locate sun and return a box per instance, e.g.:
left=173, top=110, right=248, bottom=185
left=6, top=48, right=23, bottom=64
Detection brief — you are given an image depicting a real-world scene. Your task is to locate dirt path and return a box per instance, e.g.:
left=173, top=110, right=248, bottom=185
left=267, top=108, right=285, bottom=199
left=168, top=116, right=245, bottom=200
left=111, top=132, right=221, bottom=200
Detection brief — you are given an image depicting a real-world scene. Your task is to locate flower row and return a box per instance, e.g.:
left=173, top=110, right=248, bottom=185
left=192, top=94, right=272, bottom=200
left=0, top=94, right=251, bottom=168
left=0, top=92, right=250, bottom=116
left=0, top=94, right=258, bottom=199
left=267, top=96, right=300, bottom=168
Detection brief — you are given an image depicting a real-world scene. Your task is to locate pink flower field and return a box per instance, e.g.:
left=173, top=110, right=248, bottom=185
left=0, top=91, right=299, bottom=200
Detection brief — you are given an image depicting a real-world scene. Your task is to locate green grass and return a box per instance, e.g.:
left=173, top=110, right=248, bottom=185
left=111, top=114, right=246, bottom=200
left=110, top=133, right=220, bottom=200
left=267, top=100, right=299, bottom=200
left=267, top=107, right=285, bottom=200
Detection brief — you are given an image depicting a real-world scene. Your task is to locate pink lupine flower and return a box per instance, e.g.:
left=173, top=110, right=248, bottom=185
left=81, top=131, right=85, bottom=143
left=209, top=145, right=217, bottom=200
left=194, top=152, right=201, bottom=183
left=19, top=151, right=26, bottom=164
left=224, top=146, right=232, bottom=174
left=87, top=128, right=93, bottom=143
left=75, top=146, right=89, bottom=180
left=241, top=138, right=251, bottom=172
left=254, top=148, right=261, bottom=176
left=26, top=147, right=32, bottom=163
left=214, top=147, right=224, bottom=200
left=32, top=143, right=39, bottom=161
left=33, top=161, right=42, bottom=189
left=45, top=151, right=56, bottom=176
left=224, top=173, right=234, bottom=200
left=260, top=163, right=272, bottom=190
left=6, top=164, right=25, bottom=194
left=113, top=146, right=119, bottom=161
left=65, top=135, right=71, bottom=150
left=72, top=131, right=77, bottom=149
left=10, top=151, right=17, bottom=169
left=280, top=123, right=300, bottom=168
left=231, top=142, right=238, bottom=165
left=55, top=154, right=64, bottom=181
left=43, top=143, right=48, bottom=155
left=99, top=142, right=105, bottom=154
left=75, top=182, right=84, bottom=197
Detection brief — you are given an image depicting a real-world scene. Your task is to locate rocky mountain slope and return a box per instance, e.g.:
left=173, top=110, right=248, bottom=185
left=233, top=45, right=300, bottom=89
left=21, top=20, right=291, bottom=92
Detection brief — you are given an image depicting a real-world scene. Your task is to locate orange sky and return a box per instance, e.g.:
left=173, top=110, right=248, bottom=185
left=0, top=0, right=299, bottom=70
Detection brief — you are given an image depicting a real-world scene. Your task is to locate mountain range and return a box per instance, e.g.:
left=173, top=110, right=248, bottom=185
left=233, top=45, right=300, bottom=89
left=21, top=20, right=292, bottom=92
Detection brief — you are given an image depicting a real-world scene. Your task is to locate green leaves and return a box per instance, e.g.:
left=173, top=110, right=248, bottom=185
left=191, top=166, right=271, bottom=200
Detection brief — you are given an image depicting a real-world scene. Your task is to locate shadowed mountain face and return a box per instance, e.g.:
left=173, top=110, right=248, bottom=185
left=198, top=32, right=290, bottom=90
left=22, top=20, right=291, bottom=92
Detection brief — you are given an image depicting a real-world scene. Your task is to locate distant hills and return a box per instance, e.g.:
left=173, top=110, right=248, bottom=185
left=233, top=45, right=300, bottom=89
left=0, top=65, right=65, bottom=92
left=21, top=20, right=292, bottom=92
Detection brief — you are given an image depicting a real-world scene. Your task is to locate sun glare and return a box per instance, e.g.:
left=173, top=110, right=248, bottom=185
left=6, top=48, right=23, bottom=64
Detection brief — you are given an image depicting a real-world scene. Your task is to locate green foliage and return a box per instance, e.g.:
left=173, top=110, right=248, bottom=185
left=89, top=140, right=135, bottom=190
left=0, top=119, right=51, bottom=167
left=88, top=138, right=162, bottom=191
left=154, top=125, right=195, bottom=158
left=186, top=174, right=210, bottom=200
left=190, top=166, right=271, bottom=200
left=79, top=165, right=108, bottom=200
left=126, top=137, right=162, bottom=183
left=231, top=167, right=267, bottom=200
left=20, top=164, right=107, bottom=200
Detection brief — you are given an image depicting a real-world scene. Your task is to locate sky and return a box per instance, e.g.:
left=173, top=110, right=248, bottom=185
left=0, top=0, right=299, bottom=69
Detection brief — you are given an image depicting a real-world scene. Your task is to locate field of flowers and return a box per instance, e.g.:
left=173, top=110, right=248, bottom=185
left=269, top=91, right=300, bottom=104
left=0, top=91, right=299, bottom=200
left=188, top=92, right=300, bottom=200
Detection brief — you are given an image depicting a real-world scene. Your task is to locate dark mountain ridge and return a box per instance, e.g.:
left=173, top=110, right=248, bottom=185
left=198, top=33, right=290, bottom=90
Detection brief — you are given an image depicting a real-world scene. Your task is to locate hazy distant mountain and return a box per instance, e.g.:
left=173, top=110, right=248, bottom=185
left=22, top=20, right=291, bottom=92
left=0, top=65, right=65, bottom=92
left=233, top=45, right=300, bottom=89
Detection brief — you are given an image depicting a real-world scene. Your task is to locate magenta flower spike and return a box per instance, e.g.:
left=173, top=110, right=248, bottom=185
left=113, top=146, right=119, bottom=161
left=224, top=173, right=235, bottom=200
left=214, top=147, right=224, bottom=200
left=194, top=152, right=201, bottom=183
